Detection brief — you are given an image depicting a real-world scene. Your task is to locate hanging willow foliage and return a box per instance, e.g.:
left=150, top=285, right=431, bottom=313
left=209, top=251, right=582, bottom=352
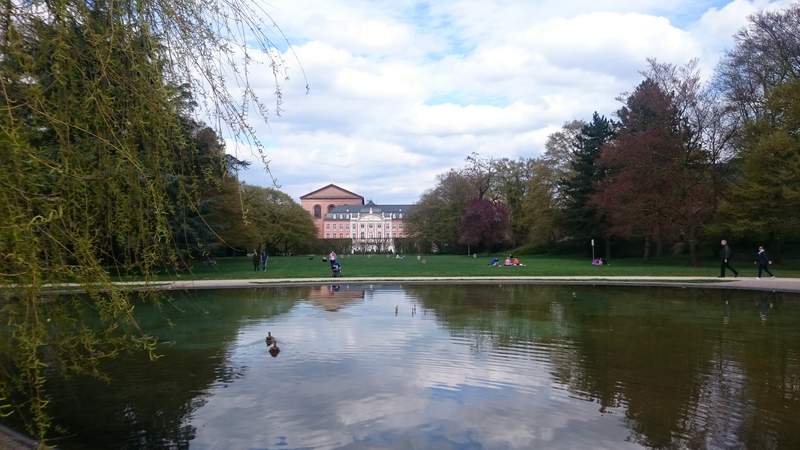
left=0, top=0, right=300, bottom=443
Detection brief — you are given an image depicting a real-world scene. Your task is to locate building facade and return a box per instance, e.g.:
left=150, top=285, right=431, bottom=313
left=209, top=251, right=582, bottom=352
left=300, top=184, right=412, bottom=253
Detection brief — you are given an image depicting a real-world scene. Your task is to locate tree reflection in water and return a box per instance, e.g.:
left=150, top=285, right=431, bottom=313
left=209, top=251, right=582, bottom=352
left=2, top=284, right=799, bottom=449
left=4, top=287, right=307, bottom=449
left=407, top=285, right=800, bottom=449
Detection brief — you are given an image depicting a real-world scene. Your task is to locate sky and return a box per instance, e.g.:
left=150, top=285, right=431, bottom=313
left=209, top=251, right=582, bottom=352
left=226, top=0, right=794, bottom=204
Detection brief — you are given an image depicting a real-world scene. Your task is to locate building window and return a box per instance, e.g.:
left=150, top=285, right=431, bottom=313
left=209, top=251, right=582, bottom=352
left=313, top=205, right=321, bottom=218
left=328, top=204, right=335, bottom=213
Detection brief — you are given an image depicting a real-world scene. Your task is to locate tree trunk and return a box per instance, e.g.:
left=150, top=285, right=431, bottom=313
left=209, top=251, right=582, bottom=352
left=655, top=235, right=663, bottom=258
left=643, top=236, right=651, bottom=261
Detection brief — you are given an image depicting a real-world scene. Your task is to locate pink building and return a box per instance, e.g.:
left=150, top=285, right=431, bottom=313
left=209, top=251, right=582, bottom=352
left=300, top=184, right=413, bottom=253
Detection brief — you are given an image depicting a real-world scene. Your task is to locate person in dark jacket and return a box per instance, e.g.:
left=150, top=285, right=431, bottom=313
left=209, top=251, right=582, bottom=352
left=754, top=245, right=775, bottom=279
left=252, top=248, right=260, bottom=271
left=720, top=240, right=738, bottom=278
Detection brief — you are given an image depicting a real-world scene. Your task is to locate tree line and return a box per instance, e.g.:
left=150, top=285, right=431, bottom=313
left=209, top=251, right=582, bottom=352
left=407, top=4, right=800, bottom=264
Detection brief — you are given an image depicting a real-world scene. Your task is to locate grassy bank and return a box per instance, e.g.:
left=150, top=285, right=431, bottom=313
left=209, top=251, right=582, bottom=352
left=127, top=254, right=800, bottom=280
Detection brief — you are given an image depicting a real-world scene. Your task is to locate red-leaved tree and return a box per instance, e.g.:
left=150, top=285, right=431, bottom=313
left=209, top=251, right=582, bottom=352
left=591, top=79, right=713, bottom=263
left=458, top=199, right=510, bottom=253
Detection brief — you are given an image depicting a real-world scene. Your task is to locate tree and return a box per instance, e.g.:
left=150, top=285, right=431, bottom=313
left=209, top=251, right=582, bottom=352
left=559, top=113, right=615, bottom=256
left=464, top=153, right=498, bottom=200
left=168, top=111, right=252, bottom=262
left=716, top=4, right=800, bottom=124
left=592, top=79, right=713, bottom=262
left=542, top=120, right=585, bottom=192
left=518, top=159, right=563, bottom=248
left=642, top=59, right=721, bottom=263
left=0, top=0, right=297, bottom=441
left=490, top=158, right=535, bottom=246
left=406, top=170, right=478, bottom=252
left=717, top=80, right=800, bottom=257
left=243, top=186, right=318, bottom=255
left=458, top=199, right=511, bottom=252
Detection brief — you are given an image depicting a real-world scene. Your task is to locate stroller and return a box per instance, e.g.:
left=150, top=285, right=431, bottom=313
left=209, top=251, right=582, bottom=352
left=331, top=261, right=342, bottom=277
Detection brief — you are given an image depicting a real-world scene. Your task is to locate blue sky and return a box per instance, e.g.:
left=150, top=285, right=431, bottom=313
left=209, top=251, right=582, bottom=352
left=227, top=0, right=794, bottom=204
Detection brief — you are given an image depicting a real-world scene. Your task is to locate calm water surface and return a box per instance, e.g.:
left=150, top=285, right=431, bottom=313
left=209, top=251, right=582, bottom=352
left=38, top=284, right=800, bottom=449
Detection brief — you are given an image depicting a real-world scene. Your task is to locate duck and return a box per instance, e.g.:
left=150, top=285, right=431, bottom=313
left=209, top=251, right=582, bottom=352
left=265, top=332, right=275, bottom=346
left=268, top=343, right=280, bottom=357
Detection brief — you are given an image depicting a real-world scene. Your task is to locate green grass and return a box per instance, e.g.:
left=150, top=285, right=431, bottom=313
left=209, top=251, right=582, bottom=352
left=129, top=254, right=800, bottom=280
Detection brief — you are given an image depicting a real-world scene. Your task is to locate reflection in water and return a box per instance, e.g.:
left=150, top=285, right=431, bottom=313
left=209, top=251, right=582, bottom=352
left=307, top=285, right=365, bottom=311
left=6, top=284, right=800, bottom=449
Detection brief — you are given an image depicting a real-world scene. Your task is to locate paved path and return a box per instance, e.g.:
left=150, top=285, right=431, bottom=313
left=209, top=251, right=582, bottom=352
left=40, top=276, right=800, bottom=294
left=0, top=424, right=39, bottom=450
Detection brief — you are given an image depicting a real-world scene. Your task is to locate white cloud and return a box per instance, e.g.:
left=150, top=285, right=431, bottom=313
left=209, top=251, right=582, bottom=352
left=221, top=0, right=792, bottom=203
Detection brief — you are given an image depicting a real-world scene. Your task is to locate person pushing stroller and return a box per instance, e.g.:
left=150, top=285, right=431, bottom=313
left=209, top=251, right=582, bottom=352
left=331, top=260, right=342, bottom=277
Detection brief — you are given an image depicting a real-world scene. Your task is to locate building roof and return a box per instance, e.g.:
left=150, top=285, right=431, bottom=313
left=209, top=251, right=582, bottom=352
left=327, top=202, right=414, bottom=216
left=300, top=184, right=364, bottom=201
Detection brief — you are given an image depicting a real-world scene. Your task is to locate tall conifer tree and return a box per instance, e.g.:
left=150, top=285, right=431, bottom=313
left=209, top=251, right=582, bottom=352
left=559, top=113, right=615, bottom=256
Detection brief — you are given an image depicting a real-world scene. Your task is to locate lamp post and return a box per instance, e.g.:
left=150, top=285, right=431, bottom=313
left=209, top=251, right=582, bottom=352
left=591, top=238, right=595, bottom=262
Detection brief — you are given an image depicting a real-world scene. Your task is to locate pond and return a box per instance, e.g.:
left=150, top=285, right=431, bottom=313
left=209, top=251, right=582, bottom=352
left=26, top=284, right=800, bottom=449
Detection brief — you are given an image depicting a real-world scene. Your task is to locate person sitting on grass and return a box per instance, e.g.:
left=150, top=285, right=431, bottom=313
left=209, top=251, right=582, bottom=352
left=504, top=256, right=513, bottom=266
left=489, top=257, right=499, bottom=267
left=511, top=257, right=523, bottom=266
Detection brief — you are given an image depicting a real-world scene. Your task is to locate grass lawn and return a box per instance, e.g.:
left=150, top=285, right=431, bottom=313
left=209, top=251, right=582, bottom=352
left=134, top=254, right=800, bottom=280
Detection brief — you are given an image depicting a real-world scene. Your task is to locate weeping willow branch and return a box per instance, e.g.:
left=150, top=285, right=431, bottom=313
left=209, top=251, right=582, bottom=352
left=0, top=0, right=303, bottom=444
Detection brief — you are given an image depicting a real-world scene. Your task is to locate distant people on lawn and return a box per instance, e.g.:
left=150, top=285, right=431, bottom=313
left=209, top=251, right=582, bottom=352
left=252, top=248, right=260, bottom=271
left=489, top=257, right=499, bottom=267
left=500, top=255, right=524, bottom=267
left=329, top=250, right=337, bottom=269
left=260, top=248, right=268, bottom=272
left=720, top=239, right=739, bottom=278
left=754, top=245, right=775, bottom=279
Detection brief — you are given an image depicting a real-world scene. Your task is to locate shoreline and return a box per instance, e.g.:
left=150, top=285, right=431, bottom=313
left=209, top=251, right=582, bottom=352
left=25, top=276, right=800, bottom=295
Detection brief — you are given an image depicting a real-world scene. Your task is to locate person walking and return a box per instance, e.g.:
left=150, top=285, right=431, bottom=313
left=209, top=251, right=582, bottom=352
left=252, top=248, right=260, bottom=271
left=754, top=245, right=775, bottom=279
left=260, top=248, right=268, bottom=272
left=720, top=240, right=738, bottom=278
left=329, top=250, right=337, bottom=269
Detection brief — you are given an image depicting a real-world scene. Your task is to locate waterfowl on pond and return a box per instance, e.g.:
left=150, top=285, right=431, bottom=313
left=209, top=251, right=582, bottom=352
left=266, top=332, right=275, bottom=346
left=268, top=343, right=280, bottom=357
